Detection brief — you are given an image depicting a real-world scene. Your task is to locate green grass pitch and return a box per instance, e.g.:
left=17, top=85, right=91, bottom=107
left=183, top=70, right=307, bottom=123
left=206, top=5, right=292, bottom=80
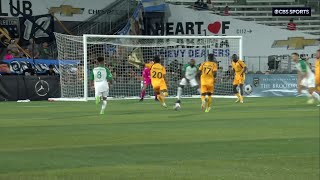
left=0, top=97, right=319, bottom=180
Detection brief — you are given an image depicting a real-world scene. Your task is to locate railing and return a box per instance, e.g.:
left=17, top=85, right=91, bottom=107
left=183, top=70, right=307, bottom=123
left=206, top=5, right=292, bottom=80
left=243, top=55, right=317, bottom=74
left=70, top=0, right=138, bottom=35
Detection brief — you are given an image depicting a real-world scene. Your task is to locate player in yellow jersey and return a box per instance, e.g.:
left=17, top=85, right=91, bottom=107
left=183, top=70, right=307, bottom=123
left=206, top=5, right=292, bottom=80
left=231, top=54, right=247, bottom=103
left=315, top=49, right=320, bottom=92
left=150, top=55, right=168, bottom=107
left=199, top=54, right=217, bottom=112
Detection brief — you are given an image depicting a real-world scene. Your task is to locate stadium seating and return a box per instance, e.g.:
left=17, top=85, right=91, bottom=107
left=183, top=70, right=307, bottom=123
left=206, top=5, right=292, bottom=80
left=167, top=0, right=235, bottom=4
left=70, top=0, right=138, bottom=35
left=171, top=0, right=320, bottom=35
left=211, top=0, right=320, bottom=35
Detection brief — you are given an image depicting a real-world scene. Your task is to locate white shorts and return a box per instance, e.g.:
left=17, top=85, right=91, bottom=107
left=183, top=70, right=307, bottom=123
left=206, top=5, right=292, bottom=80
left=301, top=76, right=315, bottom=88
left=95, top=82, right=109, bottom=97
left=179, top=78, right=198, bottom=87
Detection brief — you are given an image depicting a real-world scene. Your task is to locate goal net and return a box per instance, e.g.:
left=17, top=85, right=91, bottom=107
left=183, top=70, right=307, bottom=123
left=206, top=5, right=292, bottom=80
left=53, top=33, right=242, bottom=101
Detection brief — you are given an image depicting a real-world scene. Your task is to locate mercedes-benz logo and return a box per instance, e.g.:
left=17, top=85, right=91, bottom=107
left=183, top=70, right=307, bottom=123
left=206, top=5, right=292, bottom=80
left=35, top=80, right=50, bottom=97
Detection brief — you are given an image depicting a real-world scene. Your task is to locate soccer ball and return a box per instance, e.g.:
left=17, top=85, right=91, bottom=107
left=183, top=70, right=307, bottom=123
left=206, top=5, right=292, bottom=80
left=244, top=84, right=253, bottom=95
left=174, top=103, right=181, bottom=111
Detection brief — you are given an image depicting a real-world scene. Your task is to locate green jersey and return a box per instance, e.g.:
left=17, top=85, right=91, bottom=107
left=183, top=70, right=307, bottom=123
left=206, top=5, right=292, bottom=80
left=295, top=59, right=313, bottom=78
left=89, top=65, right=113, bottom=83
left=183, top=64, right=198, bottom=80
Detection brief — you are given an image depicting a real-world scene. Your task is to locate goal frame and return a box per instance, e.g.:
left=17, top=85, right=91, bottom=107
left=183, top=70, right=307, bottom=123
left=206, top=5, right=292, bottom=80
left=50, top=34, right=243, bottom=102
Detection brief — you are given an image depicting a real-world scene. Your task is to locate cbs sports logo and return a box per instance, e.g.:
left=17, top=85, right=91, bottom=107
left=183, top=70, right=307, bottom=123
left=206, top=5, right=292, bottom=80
left=272, top=7, right=311, bottom=16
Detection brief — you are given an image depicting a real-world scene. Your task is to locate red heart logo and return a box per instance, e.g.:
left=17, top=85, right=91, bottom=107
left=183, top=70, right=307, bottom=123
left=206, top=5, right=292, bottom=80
left=207, top=22, right=221, bottom=34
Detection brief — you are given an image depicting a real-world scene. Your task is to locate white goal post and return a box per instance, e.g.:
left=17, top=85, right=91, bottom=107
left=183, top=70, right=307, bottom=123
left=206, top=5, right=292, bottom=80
left=51, top=33, right=243, bottom=101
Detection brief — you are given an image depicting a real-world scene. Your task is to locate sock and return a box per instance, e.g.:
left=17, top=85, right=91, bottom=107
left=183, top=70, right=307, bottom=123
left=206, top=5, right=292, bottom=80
left=101, top=100, right=107, bottom=112
left=161, top=93, right=166, bottom=104
left=312, top=91, right=320, bottom=102
left=157, top=95, right=163, bottom=104
left=141, top=90, right=146, bottom=99
left=240, top=96, right=244, bottom=101
left=154, top=93, right=158, bottom=100
left=301, top=89, right=312, bottom=97
left=236, top=93, right=240, bottom=98
left=201, top=95, right=205, bottom=103
left=207, top=96, right=212, bottom=107
left=177, top=87, right=182, bottom=100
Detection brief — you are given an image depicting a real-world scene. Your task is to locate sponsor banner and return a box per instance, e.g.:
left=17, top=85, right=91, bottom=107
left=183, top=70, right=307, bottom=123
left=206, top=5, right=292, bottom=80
left=153, top=4, right=320, bottom=58
left=0, top=76, right=60, bottom=101
left=0, top=58, right=78, bottom=75
left=0, top=0, right=116, bottom=21
left=245, top=74, right=298, bottom=97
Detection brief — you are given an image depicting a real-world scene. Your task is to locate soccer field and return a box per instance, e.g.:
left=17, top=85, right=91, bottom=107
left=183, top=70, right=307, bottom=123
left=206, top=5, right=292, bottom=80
left=0, top=97, right=319, bottom=180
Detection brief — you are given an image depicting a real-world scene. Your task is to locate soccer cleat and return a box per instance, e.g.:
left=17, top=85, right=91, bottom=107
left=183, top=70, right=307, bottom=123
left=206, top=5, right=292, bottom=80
left=240, top=100, right=244, bottom=103
left=205, top=107, right=211, bottom=113
left=100, top=111, right=104, bottom=115
left=307, top=98, right=315, bottom=104
left=95, top=96, right=101, bottom=105
left=139, top=98, right=144, bottom=102
left=235, top=98, right=240, bottom=103
left=317, top=104, right=320, bottom=107
left=162, top=103, right=167, bottom=108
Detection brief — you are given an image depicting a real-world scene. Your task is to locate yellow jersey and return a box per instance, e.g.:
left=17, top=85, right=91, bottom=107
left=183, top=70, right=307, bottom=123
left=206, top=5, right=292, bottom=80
left=150, top=63, right=166, bottom=86
left=232, top=60, right=246, bottom=76
left=199, top=61, right=217, bottom=86
left=315, top=58, right=320, bottom=84
left=145, top=62, right=154, bottom=69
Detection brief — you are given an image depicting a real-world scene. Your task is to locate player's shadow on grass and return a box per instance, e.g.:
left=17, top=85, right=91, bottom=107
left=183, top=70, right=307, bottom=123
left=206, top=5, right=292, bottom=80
left=109, top=110, right=154, bottom=115
left=167, top=113, right=199, bottom=119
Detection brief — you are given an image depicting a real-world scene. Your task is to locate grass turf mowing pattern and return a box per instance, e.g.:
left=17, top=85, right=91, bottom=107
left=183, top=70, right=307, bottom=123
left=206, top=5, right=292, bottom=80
left=0, top=97, right=319, bottom=180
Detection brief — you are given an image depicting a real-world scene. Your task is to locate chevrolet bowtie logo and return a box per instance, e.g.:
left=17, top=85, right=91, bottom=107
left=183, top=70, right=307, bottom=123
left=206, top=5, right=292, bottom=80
left=272, top=37, right=319, bottom=50
left=49, top=5, right=84, bottom=16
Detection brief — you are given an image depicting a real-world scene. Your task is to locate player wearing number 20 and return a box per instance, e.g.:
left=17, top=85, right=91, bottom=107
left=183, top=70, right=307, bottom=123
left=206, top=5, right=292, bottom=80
left=151, top=55, right=168, bottom=108
left=231, top=54, right=246, bottom=103
left=89, top=57, right=113, bottom=115
left=199, top=54, right=218, bottom=112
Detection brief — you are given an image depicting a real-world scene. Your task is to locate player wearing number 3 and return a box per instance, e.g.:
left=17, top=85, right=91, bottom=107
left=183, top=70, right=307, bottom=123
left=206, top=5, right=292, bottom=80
left=89, top=57, right=113, bottom=115
left=151, top=55, right=169, bottom=108
left=199, top=54, right=218, bottom=112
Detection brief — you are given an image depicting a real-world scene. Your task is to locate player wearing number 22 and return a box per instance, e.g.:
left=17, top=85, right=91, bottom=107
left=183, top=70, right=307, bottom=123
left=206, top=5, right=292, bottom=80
left=199, top=54, right=218, bottom=112
left=150, top=55, right=169, bottom=108
left=231, top=54, right=246, bottom=103
left=89, top=57, right=113, bottom=115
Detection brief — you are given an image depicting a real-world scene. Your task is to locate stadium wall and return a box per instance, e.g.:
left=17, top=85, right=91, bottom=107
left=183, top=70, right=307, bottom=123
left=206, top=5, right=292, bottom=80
left=0, top=0, right=117, bottom=21
left=148, top=4, right=319, bottom=58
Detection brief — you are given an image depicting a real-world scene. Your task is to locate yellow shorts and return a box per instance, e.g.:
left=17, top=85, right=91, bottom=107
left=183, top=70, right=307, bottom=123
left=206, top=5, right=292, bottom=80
left=201, top=85, right=214, bottom=94
left=153, top=83, right=167, bottom=93
left=233, top=75, right=245, bottom=85
left=316, top=83, right=320, bottom=91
